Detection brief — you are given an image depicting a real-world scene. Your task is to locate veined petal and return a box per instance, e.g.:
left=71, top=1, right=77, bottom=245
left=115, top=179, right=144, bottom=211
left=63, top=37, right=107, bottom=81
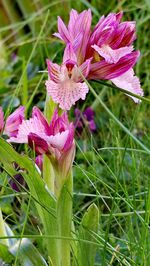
left=63, top=123, right=74, bottom=152
left=57, top=16, right=71, bottom=42
left=68, top=9, right=78, bottom=36
left=4, top=106, right=25, bottom=137
left=8, top=117, right=46, bottom=143
left=88, top=51, right=140, bottom=80
left=28, top=133, right=49, bottom=154
left=63, top=43, right=77, bottom=63
left=92, top=44, right=133, bottom=64
left=32, top=106, right=49, bottom=134
left=72, top=58, right=92, bottom=82
left=46, top=59, right=60, bottom=83
left=45, top=79, right=89, bottom=110
left=111, top=69, right=143, bottom=103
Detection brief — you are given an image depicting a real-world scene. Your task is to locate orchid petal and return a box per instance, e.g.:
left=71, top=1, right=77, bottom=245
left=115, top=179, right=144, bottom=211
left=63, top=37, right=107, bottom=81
left=4, top=106, right=25, bottom=137
left=28, top=133, right=49, bottom=154
left=63, top=43, right=77, bottom=63
left=111, top=69, right=143, bottom=103
left=46, top=59, right=60, bottom=83
left=88, top=51, right=140, bottom=80
left=45, top=79, right=89, bottom=110
left=92, top=44, right=134, bottom=64
left=57, top=16, right=71, bottom=42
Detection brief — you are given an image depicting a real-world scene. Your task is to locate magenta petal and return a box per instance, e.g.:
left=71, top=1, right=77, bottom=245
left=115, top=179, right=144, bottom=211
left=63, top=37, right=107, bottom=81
left=28, top=133, right=49, bottom=155
left=32, top=107, right=49, bottom=134
left=4, top=106, right=25, bottom=137
left=35, top=155, right=43, bottom=171
left=63, top=43, right=77, bottom=64
left=57, top=16, right=71, bottom=42
left=88, top=51, right=140, bottom=80
left=63, top=123, right=74, bottom=152
left=0, top=107, right=4, bottom=133
left=68, top=9, right=78, bottom=35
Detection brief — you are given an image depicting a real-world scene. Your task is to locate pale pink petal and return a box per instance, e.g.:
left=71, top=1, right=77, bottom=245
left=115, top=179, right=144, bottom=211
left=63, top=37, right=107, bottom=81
left=45, top=79, right=89, bottom=110
left=92, top=44, right=134, bottom=64
left=8, top=117, right=46, bottom=143
left=47, top=130, right=69, bottom=150
left=46, top=59, right=60, bottom=83
left=111, top=69, right=143, bottom=103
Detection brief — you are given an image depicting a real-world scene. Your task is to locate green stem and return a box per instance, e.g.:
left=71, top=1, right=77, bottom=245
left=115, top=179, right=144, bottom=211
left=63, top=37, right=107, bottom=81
left=57, top=171, right=73, bottom=266
left=43, top=155, right=55, bottom=193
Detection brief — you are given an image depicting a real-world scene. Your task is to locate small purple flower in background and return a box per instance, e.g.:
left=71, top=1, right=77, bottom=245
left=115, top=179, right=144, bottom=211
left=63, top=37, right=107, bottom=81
left=9, top=173, right=25, bottom=192
left=74, top=107, right=96, bottom=135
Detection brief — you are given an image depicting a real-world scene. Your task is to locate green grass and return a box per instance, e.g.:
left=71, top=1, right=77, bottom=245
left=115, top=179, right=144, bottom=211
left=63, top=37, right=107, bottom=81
left=0, top=0, right=150, bottom=265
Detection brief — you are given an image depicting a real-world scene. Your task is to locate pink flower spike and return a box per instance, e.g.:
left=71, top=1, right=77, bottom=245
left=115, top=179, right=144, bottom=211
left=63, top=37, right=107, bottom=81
left=111, top=69, right=143, bottom=103
left=0, top=107, right=4, bottom=133
left=8, top=107, right=75, bottom=161
left=4, top=106, right=25, bottom=137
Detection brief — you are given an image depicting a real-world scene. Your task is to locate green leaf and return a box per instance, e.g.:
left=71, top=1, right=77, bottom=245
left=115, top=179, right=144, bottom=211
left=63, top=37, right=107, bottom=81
left=10, top=238, right=48, bottom=266
left=0, top=243, right=14, bottom=264
left=0, top=138, right=60, bottom=265
left=76, top=203, right=99, bottom=266
left=57, top=172, right=73, bottom=266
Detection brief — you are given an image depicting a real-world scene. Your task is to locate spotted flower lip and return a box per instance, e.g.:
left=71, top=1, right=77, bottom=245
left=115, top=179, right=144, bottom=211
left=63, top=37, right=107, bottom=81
left=54, top=9, right=143, bottom=104
left=8, top=107, right=75, bottom=161
left=45, top=44, right=91, bottom=110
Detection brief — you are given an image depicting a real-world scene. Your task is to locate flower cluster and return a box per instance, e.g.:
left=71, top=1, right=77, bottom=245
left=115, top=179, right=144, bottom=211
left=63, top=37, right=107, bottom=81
left=45, top=9, right=143, bottom=110
left=0, top=106, right=75, bottom=176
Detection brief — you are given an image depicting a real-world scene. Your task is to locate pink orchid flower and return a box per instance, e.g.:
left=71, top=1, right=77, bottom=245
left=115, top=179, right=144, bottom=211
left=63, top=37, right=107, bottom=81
left=45, top=44, right=91, bottom=110
left=54, top=9, right=92, bottom=65
left=0, top=107, right=4, bottom=133
left=4, top=106, right=25, bottom=137
left=54, top=10, right=143, bottom=104
left=8, top=107, right=75, bottom=164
